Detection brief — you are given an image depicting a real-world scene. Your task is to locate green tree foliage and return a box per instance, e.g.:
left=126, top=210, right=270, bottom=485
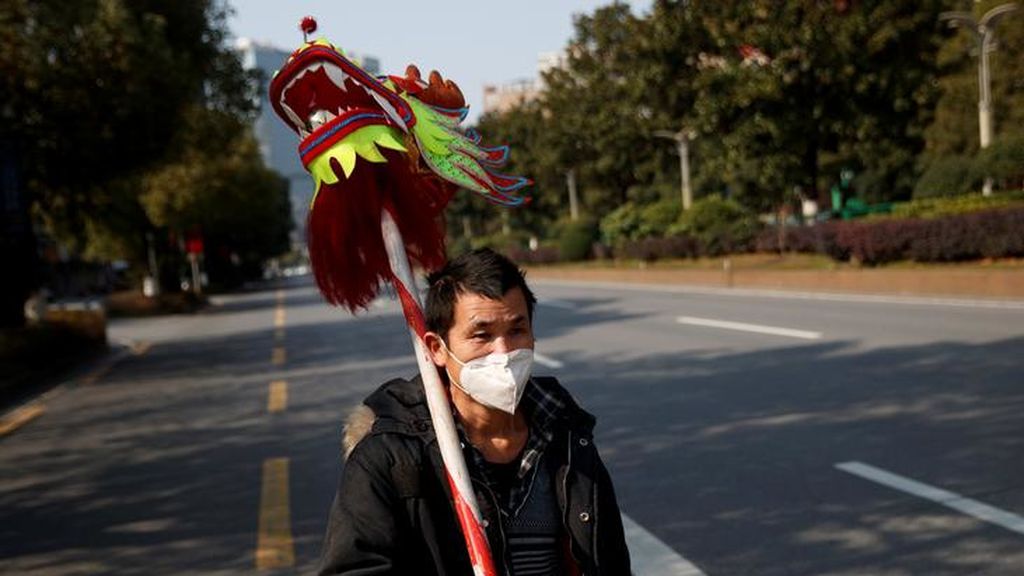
left=1, top=0, right=257, bottom=236
left=472, top=103, right=562, bottom=244
left=693, top=1, right=949, bottom=208
left=465, top=1, right=1017, bottom=260
left=470, top=1, right=957, bottom=243
left=975, top=134, right=1024, bottom=191
left=541, top=4, right=671, bottom=210
left=919, top=0, right=1024, bottom=195
left=0, top=0, right=288, bottom=295
left=914, top=155, right=979, bottom=198
left=140, top=108, right=291, bottom=286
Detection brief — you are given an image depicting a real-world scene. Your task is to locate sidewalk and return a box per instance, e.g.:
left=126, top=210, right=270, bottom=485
left=525, top=261, right=1024, bottom=300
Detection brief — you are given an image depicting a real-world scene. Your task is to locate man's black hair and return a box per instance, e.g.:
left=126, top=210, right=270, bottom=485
left=426, top=248, right=537, bottom=340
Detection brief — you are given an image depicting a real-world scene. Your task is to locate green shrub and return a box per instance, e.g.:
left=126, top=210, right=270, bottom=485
left=891, top=191, right=1024, bottom=219
left=599, top=202, right=643, bottom=247
left=976, top=135, right=1024, bottom=190
left=914, top=156, right=980, bottom=198
left=669, top=195, right=760, bottom=255
left=638, top=199, right=682, bottom=239
left=599, top=199, right=682, bottom=246
left=557, top=217, right=598, bottom=261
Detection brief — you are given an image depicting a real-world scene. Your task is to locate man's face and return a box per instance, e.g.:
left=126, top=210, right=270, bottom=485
left=428, top=287, right=535, bottom=383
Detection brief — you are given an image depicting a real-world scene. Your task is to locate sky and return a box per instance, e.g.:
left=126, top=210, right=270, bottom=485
left=226, top=0, right=652, bottom=123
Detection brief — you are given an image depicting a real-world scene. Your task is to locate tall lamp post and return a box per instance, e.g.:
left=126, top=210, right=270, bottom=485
left=654, top=127, right=698, bottom=210
left=940, top=3, right=1020, bottom=196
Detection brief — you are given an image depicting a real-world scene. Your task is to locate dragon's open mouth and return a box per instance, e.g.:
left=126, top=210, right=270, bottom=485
left=270, top=44, right=415, bottom=164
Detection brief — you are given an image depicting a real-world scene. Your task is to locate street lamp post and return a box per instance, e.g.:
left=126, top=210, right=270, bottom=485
left=654, top=127, right=697, bottom=210
left=940, top=3, right=1020, bottom=196
left=566, top=168, right=579, bottom=221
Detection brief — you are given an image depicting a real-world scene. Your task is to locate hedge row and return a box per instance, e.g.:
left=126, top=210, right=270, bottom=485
left=503, top=205, right=1024, bottom=267
left=758, top=206, right=1024, bottom=265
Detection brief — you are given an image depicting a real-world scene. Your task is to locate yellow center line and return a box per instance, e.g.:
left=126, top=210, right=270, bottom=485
left=271, top=346, right=286, bottom=366
left=0, top=404, right=46, bottom=437
left=256, top=457, right=294, bottom=569
left=268, top=381, right=288, bottom=413
left=274, top=289, right=286, bottom=357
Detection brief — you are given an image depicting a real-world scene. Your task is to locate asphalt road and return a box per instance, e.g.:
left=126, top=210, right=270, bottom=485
left=1, top=276, right=1023, bottom=575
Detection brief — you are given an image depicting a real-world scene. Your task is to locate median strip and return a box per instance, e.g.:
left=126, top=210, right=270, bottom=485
left=677, top=316, right=822, bottom=340
left=256, top=457, right=295, bottom=569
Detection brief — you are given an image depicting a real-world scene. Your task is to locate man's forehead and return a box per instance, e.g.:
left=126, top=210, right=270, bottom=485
left=453, top=288, right=528, bottom=325
left=465, top=311, right=527, bottom=326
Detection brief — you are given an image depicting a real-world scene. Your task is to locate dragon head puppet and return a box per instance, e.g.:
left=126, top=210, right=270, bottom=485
left=269, top=18, right=530, bottom=311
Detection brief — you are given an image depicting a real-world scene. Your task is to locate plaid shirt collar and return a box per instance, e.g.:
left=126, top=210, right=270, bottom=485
left=457, top=378, right=565, bottom=515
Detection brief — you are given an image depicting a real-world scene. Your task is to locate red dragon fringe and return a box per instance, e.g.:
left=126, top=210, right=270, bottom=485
left=307, top=148, right=454, bottom=311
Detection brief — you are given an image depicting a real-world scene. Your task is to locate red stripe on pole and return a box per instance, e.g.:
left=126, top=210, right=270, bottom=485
left=393, top=278, right=428, bottom=339
left=447, top=471, right=496, bottom=574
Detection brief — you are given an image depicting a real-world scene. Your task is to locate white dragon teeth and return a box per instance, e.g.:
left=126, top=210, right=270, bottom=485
left=281, top=60, right=394, bottom=135
left=282, top=103, right=306, bottom=134
left=371, top=91, right=407, bottom=130
left=323, top=63, right=349, bottom=93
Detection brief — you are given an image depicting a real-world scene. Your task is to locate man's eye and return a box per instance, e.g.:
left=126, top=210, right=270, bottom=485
left=472, top=333, right=489, bottom=340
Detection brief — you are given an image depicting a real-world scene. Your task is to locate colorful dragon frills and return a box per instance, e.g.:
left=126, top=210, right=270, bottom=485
left=269, top=28, right=530, bottom=310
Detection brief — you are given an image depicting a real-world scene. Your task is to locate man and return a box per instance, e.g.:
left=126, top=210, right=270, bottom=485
left=319, top=248, right=631, bottom=575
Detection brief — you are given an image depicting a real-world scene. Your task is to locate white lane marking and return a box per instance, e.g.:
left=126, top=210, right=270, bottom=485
left=836, top=461, right=1024, bottom=536
left=533, top=352, right=564, bottom=369
left=540, top=298, right=578, bottom=310
left=622, top=513, right=706, bottom=575
left=534, top=278, right=1024, bottom=311
left=677, top=316, right=822, bottom=340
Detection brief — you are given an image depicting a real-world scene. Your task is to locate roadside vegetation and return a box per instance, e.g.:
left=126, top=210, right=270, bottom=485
left=455, top=1, right=1024, bottom=270
left=1, top=0, right=292, bottom=330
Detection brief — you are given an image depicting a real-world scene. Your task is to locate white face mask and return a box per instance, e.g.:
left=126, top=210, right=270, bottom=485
left=441, top=342, right=534, bottom=415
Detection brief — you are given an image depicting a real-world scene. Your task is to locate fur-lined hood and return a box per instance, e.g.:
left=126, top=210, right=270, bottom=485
left=341, top=376, right=437, bottom=460
left=343, top=404, right=376, bottom=458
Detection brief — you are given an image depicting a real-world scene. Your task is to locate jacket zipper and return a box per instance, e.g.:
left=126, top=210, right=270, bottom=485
left=562, top=430, right=586, bottom=575
left=471, top=476, right=512, bottom=576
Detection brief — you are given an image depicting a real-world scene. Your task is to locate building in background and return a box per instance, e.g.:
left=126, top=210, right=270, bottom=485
left=236, top=38, right=380, bottom=249
left=481, top=51, right=564, bottom=116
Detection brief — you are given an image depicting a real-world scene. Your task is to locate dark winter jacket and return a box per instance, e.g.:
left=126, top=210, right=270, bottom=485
left=317, top=375, right=631, bottom=575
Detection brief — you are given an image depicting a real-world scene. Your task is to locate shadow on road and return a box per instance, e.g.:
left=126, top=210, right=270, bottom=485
left=3, top=282, right=1023, bottom=575
left=569, top=336, right=1024, bottom=575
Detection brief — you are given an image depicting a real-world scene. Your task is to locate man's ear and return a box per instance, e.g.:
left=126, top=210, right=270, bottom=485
left=424, top=332, right=447, bottom=368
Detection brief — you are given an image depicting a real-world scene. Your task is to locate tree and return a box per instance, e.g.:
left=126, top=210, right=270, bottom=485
left=919, top=0, right=1024, bottom=196
left=140, top=108, right=291, bottom=288
left=0, top=0, right=273, bottom=322
left=1, top=0, right=257, bottom=236
left=691, top=1, right=948, bottom=210
left=541, top=4, right=660, bottom=212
